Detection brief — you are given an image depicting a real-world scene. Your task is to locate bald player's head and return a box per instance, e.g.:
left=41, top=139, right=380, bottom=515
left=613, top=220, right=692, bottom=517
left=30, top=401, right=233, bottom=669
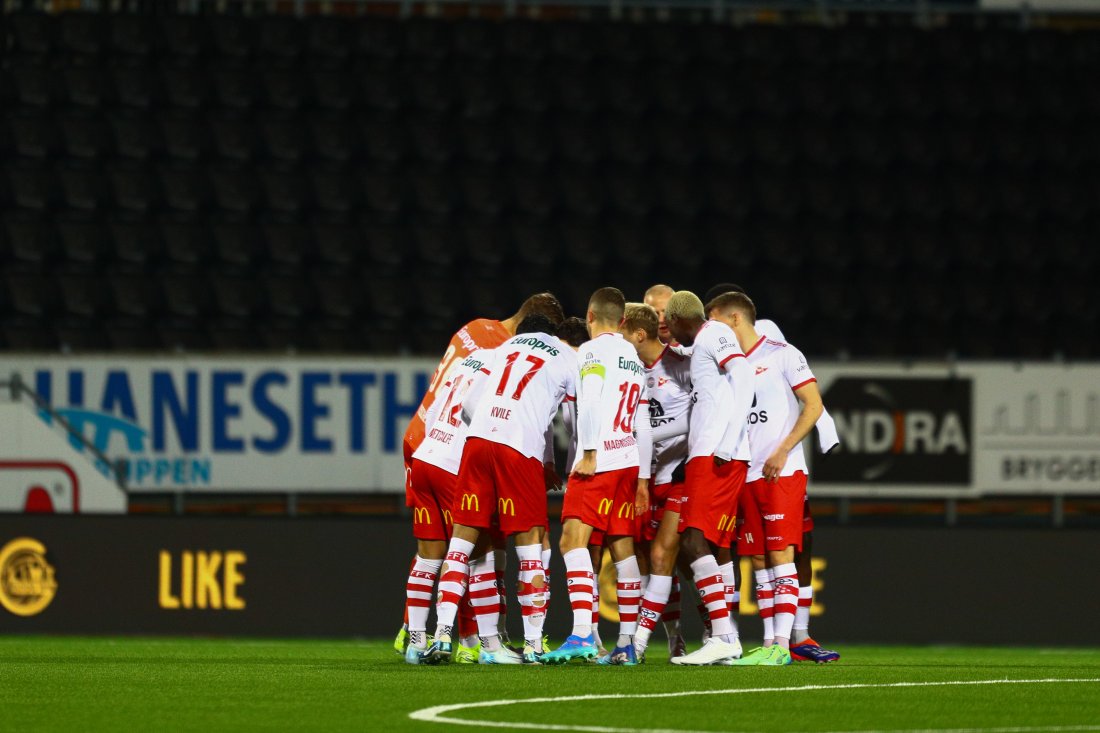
left=665, top=290, right=706, bottom=346
left=644, top=284, right=674, bottom=343
left=586, top=287, right=626, bottom=334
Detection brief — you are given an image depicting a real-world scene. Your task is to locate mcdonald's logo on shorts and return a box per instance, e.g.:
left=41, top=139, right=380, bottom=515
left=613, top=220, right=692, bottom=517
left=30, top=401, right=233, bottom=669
left=413, top=506, right=431, bottom=524
left=617, top=502, right=634, bottom=519
left=717, top=514, right=736, bottom=532
left=498, top=497, right=515, bottom=516
left=597, top=498, right=614, bottom=515
left=442, top=510, right=453, bottom=525
left=460, top=493, right=480, bottom=512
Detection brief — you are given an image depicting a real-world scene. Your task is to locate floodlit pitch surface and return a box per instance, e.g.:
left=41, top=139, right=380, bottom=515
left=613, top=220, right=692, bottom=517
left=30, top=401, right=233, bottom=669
left=0, top=639, right=1097, bottom=732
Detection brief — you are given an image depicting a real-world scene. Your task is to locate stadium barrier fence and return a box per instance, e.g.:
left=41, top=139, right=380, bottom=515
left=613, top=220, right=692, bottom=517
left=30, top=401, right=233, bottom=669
left=0, top=514, right=1096, bottom=644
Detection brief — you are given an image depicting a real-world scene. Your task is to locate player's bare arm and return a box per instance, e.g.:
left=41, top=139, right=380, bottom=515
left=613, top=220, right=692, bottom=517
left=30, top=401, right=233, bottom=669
left=763, top=380, right=824, bottom=482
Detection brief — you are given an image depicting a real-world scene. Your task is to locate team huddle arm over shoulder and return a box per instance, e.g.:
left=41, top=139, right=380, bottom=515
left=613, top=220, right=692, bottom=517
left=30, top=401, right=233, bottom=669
left=724, top=354, right=755, bottom=441
left=635, top=382, right=653, bottom=481
left=651, top=413, right=689, bottom=442
left=576, top=351, right=606, bottom=453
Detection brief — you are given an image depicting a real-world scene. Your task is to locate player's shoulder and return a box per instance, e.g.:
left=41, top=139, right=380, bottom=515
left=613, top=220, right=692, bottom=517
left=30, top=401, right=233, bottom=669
left=463, top=318, right=508, bottom=345
left=699, top=319, right=736, bottom=341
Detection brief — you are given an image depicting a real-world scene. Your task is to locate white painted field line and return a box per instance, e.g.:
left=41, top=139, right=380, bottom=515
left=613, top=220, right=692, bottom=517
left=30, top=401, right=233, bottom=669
left=408, top=677, right=1100, bottom=733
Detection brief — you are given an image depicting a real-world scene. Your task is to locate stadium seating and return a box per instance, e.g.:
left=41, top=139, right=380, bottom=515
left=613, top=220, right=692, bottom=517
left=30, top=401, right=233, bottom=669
left=0, top=11, right=1096, bottom=357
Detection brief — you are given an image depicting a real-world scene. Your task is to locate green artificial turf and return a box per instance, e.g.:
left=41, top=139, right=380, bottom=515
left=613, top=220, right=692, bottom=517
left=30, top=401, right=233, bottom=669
left=0, top=638, right=1097, bottom=732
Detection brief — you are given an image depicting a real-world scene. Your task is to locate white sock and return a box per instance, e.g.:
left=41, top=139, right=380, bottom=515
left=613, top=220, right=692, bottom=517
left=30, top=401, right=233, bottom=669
left=406, top=556, right=442, bottom=649
left=516, top=544, right=547, bottom=651
left=614, top=555, right=642, bottom=644
left=793, top=585, right=813, bottom=644
left=634, top=573, right=672, bottom=654
left=563, top=547, right=594, bottom=638
left=434, top=537, right=475, bottom=638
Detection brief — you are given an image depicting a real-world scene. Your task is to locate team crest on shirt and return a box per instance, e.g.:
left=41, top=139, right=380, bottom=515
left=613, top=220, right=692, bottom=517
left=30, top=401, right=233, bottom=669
left=647, top=377, right=656, bottom=388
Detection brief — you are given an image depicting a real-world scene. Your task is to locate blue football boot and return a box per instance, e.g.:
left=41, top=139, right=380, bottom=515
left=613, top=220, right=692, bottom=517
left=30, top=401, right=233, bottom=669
left=539, top=634, right=599, bottom=665
left=596, top=642, right=639, bottom=666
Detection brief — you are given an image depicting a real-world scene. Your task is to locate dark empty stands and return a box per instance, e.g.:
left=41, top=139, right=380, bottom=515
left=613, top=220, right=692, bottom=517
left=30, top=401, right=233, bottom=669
left=1, top=10, right=1097, bottom=356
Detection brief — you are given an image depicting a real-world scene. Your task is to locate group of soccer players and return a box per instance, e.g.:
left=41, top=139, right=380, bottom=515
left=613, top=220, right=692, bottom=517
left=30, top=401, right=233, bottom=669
left=397, top=284, right=841, bottom=666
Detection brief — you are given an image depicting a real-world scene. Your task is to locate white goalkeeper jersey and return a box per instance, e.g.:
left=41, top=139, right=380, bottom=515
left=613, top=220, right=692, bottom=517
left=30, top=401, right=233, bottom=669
left=744, top=336, right=817, bottom=482
left=573, top=332, right=652, bottom=478
left=645, top=345, right=692, bottom=485
left=465, top=333, right=577, bottom=461
left=412, top=349, right=492, bottom=475
left=687, top=320, right=752, bottom=462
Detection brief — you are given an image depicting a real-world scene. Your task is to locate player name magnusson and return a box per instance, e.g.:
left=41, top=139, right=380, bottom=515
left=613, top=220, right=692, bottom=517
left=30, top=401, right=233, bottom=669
left=603, top=436, right=637, bottom=450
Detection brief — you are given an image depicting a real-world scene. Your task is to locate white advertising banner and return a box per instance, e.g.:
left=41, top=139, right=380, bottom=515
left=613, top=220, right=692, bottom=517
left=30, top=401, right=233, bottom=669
left=0, top=356, right=437, bottom=493
left=1, top=357, right=1097, bottom=497
left=809, top=362, right=1100, bottom=497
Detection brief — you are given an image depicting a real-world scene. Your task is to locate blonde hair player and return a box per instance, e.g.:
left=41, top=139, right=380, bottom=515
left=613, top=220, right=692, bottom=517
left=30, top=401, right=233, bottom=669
left=664, top=290, right=754, bottom=666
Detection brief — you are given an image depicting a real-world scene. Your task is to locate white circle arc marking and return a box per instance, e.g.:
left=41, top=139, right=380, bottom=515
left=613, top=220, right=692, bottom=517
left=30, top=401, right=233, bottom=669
left=408, top=678, right=1100, bottom=733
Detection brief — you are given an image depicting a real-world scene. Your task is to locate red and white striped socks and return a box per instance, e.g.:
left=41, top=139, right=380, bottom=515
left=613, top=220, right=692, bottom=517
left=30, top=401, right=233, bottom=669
left=406, top=555, right=442, bottom=649
left=772, top=562, right=800, bottom=649
left=468, top=553, right=501, bottom=649
left=434, top=537, right=475, bottom=639
left=634, top=573, right=672, bottom=655
left=691, top=555, right=735, bottom=641
left=719, top=560, right=739, bottom=636
left=793, top=585, right=813, bottom=644
left=755, top=567, right=775, bottom=647
left=563, top=547, right=595, bottom=638
left=614, top=556, right=642, bottom=644
left=516, top=544, right=547, bottom=653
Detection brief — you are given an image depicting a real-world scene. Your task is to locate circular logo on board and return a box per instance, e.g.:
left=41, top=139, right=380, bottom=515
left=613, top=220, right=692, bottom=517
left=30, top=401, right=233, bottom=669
left=0, top=537, right=57, bottom=617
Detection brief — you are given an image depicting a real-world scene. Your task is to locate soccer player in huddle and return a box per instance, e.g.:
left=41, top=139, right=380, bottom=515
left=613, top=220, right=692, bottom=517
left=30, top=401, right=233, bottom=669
left=422, top=314, right=577, bottom=664
left=542, top=288, right=653, bottom=666
left=703, top=283, right=840, bottom=663
left=664, top=290, right=755, bottom=666
left=644, top=284, right=675, bottom=344
left=619, top=302, right=693, bottom=661
left=706, top=291, right=824, bottom=666
left=403, top=349, right=493, bottom=664
left=396, top=293, right=565, bottom=656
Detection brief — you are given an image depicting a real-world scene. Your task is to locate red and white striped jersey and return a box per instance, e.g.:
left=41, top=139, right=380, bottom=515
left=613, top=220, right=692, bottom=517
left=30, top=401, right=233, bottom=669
left=574, top=332, right=651, bottom=476
left=744, top=336, right=817, bottom=482
left=465, top=333, right=577, bottom=462
left=688, top=319, right=751, bottom=462
left=644, top=345, right=692, bottom=485
left=412, top=349, right=492, bottom=475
